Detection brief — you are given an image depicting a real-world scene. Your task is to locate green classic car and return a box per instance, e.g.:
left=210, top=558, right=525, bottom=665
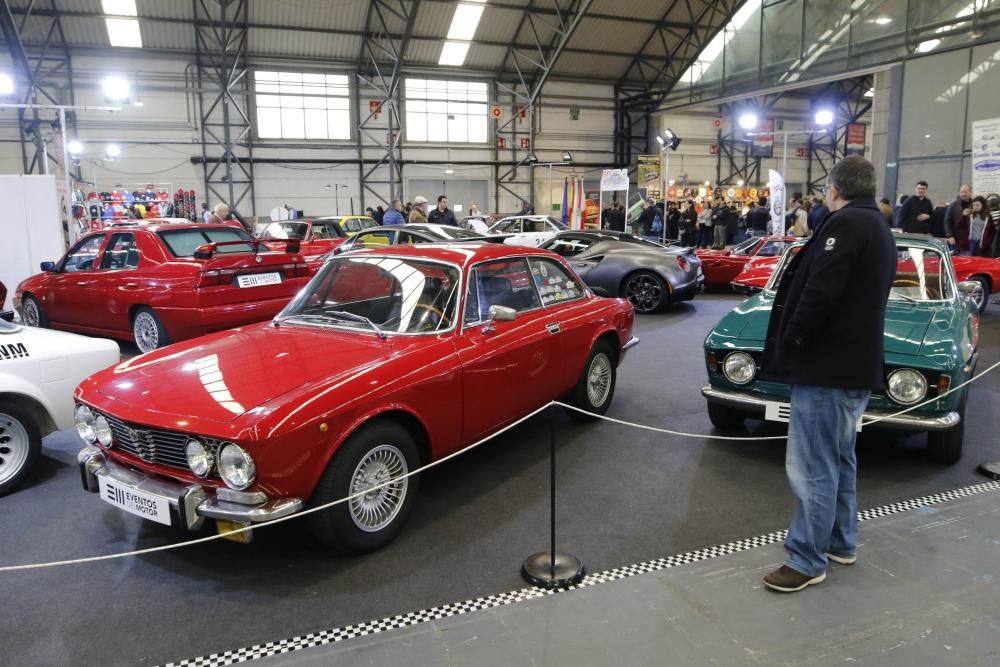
left=701, top=234, right=981, bottom=463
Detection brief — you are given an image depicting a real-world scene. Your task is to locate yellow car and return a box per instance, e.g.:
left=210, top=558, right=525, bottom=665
left=314, top=215, right=379, bottom=236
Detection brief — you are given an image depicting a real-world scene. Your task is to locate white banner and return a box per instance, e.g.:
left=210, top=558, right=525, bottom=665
left=972, top=117, right=1000, bottom=196
left=600, top=168, right=630, bottom=192
left=769, top=169, right=786, bottom=236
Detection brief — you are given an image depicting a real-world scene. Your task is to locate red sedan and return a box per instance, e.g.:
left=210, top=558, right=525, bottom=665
left=15, top=223, right=311, bottom=353
left=697, top=236, right=797, bottom=289
left=75, top=243, right=638, bottom=553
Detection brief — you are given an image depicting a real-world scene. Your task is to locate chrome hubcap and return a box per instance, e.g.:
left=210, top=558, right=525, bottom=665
left=586, top=353, right=613, bottom=407
left=971, top=282, right=985, bottom=311
left=0, top=413, right=30, bottom=487
left=133, top=312, right=159, bottom=354
left=348, top=445, right=408, bottom=532
left=625, top=274, right=663, bottom=312
left=22, top=299, right=39, bottom=327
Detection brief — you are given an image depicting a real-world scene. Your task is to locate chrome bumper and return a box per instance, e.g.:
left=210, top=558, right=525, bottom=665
left=701, top=385, right=961, bottom=432
left=78, top=446, right=304, bottom=531
left=623, top=336, right=640, bottom=351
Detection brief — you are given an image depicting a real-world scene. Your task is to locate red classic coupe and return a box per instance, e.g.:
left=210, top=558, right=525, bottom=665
left=697, top=236, right=797, bottom=289
left=75, top=243, right=638, bottom=553
left=15, top=223, right=311, bottom=354
left=256, top=219, right=350, bottom=269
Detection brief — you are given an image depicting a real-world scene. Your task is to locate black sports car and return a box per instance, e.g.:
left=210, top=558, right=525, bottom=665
left=539, top=230, right=704, bottom=313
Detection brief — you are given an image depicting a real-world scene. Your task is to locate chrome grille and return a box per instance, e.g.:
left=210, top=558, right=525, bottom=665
left=104, top=414, right=220, bottom=471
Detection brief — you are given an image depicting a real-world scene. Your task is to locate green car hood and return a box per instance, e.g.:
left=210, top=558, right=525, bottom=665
left=710, top=293, right=945, bottom=358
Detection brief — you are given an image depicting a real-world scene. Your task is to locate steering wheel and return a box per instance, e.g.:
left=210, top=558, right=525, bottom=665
left=411, top=304, right=451, bottom=331
left=893, top=279, right=923, bottom=288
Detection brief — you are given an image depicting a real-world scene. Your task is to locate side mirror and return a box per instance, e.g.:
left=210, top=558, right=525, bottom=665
left=482, top=305, right=516, bottom=333
left=957, top=280, right=982, bottom=300
left=40, top=261, right=56, bottom=272
left=590, top=286, right=611, bottom=297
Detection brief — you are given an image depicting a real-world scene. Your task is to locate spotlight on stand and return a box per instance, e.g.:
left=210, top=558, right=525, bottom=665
left=102, top=76, right=130, bottom=103
left=656, top=129, right=682, bottom=151
left=525, top=153, right=538, bottom=164
left=561, top=151, right=574, bottom=162
left=738, top=112, right=758, bottom=130
left=814, top=108, right=835, bottom=126
left=105, top=143, right=121, bottom=160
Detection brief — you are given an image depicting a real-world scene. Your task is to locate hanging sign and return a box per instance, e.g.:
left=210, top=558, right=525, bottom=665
left=972, top=117, right=1000, bottom=195
left=751, top=119, right=775, bottom=158
left=600, top=168, right=629, bottom=191
left=490, top=105, right=503, bottom=119
left=520, top=137, right=531, bottom=150
left=637, top=155, right=660, bottom=191
left=369, top=100, right=382, bottom=115
left=845, top=123, right=867, bottom=156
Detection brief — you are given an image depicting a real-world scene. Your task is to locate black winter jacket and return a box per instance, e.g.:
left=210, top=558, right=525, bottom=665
left=749, top=207, right=770, bottom=232
left=761, top=198, right=897, bottom=390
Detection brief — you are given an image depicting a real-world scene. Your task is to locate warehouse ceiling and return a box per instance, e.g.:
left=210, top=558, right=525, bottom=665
left=5, top=0, right=747, bottom=94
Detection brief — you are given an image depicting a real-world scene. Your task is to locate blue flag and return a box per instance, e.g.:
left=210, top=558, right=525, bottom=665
left=561, top=177, right=569, bottom=226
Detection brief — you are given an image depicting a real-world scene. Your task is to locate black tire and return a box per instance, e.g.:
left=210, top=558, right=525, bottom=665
left=131, top=307, right=172, bottom=354
left=621, top=270, right=670, bottom=314
left=0, top=400, right=43, bottom=497
left=20, top=294, right=48, bottom=328
left=707, top=401, right=746, bottom=431
left=927, top=395, right=965, bottom=464
left=309, top=420, right=421, bottom=554
left=968, top=276, right=989, bottom=315
left=567, top=341, right=617, bottom=421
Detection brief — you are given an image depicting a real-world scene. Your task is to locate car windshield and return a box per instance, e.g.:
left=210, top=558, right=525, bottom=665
left=730, top=238, right=760, bottom=256
left=158, top=227, right=256, bottom=256
left=260, top=222, right=309, bottom=240
left=276, top=256, right=461, bottom=334
left=489, top=218, right=521, bottom=233
left=425, top=226, right=482, bottom=239
left=765, top=243, right=954, bottom=301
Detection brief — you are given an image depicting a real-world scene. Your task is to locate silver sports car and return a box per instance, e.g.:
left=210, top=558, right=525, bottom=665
left=540, top=230, right=704, bottom=313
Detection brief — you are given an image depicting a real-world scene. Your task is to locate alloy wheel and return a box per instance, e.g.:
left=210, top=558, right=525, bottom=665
left=625, top=273, right=663, bottom=313
left=969, top=281, right=986, bottom=312
left=133, top=312, right=160, bottom=354
left=22, top=299, right=39, bottom=327
left=586, top=352, right=613, bottom=407
left=0, top=413, right=30, bottom=487
left=348, top=444, right=409, bottom=532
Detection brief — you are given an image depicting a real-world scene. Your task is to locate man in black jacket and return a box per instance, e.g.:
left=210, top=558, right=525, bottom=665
left=898, top=181, right=934, bottom=234
left=760, top=156, right=896, bottom=593
left=749, top=196, right=770, bottom=236
left=427, top=195, right=458, bottom=226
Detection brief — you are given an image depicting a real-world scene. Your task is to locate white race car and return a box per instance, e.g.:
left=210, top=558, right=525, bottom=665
left=486, top=215, right=568, bottom=247
left=0, top=319, right=120, bottom=495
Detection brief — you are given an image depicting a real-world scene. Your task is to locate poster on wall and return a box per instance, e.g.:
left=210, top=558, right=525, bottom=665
left=751, top=119, right=775, bottom=158
left=845, top=123, right=867, bottom=156
left=637, top=155, right=660, bottom=193
left=769, top=169, right=786, bottom=236
left=972, top=117, right=1000, bottom=195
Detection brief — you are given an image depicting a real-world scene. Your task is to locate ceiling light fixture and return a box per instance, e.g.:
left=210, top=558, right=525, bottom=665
left=445, top=168, right=455, bottom=175
left=447, top=3, right=485, bottom=40
left=814, top=108, right=835, bottom=126
left=68, top=140, right=84, bottom=154
left=102, top=0, right=137, bottom=15
left=0, top=72, right=14, bottom=96
left=105, top=17, right=142, bottom=48
left=738, top=112, right=758, bottom=130
left=102, top=76, right=130, bottom=101
left=562, top=151, right=574, bottom=162
left=105, top=144, right=121, bottom=158
left=438, top=42, right=470, bottom=66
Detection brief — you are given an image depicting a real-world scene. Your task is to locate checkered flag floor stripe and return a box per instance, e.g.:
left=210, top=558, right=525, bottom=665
left=163, top=479, right=1000, bottom=667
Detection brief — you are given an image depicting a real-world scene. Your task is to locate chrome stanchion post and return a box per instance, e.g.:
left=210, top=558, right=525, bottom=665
left=521, top=406, right=585, bottom=589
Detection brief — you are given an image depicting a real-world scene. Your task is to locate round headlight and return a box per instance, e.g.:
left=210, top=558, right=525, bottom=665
left=887, top=369, right=927, bottom=405
left=75, top=404, right=96, bottom=443
left=218, top=443, right=256, bottom=490
left=185, top=439, right=214, bottom=478
left=722, top=351, right=757, bottom=385
left=94, top=415, right=113, bottom=448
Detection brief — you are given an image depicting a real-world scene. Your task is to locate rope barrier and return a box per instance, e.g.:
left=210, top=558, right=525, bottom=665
left=1, top=354, right=997, bottom=573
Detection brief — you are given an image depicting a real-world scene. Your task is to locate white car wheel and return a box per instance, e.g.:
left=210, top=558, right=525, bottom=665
left=0, top=403, right=42, bottom=496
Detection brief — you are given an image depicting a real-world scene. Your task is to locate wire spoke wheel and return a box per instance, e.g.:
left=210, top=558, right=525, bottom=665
left=0, top=413, right=30, bottom=487
left=133, top=311, right=160, bottom=354
left=348, top=444, right=409, bottom=533
left=625, top=273, right=664, bottom=313
left=586, top=352, right=613, bottom=407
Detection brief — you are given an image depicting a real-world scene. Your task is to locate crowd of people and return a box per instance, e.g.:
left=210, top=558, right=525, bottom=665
left=889, top=181, right=1000, bottom=257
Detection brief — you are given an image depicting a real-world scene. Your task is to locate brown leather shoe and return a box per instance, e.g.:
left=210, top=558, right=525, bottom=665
left=763, top=565, right=826, bottom=592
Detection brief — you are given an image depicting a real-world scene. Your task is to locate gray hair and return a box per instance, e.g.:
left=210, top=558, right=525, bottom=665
left=214, top=203, right=229, bottom=214
left=828, top=156, right=876, bottom=200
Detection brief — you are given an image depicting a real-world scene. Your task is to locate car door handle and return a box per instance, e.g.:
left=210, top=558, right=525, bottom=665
left=546, top=322, right=561, bottom=334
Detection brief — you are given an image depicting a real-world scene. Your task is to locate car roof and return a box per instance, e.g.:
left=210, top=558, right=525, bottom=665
left=341, top=242, right=555, bottom=267
left=90, top=222, right=241, bottom=233
left=313, top=215, right=374, bottom=222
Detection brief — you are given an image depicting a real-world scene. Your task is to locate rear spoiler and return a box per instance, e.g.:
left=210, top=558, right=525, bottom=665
left=193, top=238, right=301, bottom=259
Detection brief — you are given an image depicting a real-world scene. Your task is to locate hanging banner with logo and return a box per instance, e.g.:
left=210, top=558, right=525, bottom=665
left=637, top=155, right=660, bottom=196
left=600, top=168, right=629, bottom=192
left=769, top=169, right=786, bottom=236
left=972, top=117, right=1000, bottom=195
left=845, top=123, right=867, bottom=156
left=751, top=119, right=775, bottom=158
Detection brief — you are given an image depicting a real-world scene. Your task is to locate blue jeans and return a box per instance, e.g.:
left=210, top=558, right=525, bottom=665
left=784, top=384, right=871, bottom=577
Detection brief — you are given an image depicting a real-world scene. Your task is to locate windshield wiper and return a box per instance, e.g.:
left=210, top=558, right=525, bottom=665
left=275, top=312, right=388, bottom=339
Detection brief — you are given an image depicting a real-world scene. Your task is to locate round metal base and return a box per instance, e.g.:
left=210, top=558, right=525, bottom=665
left=977, top=461, right=1000, bottom=480
left=521, top=552, right=586, bottom=589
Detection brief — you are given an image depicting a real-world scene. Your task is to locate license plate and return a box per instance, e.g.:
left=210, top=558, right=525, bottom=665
left=237, top=272, right=281, bottom=288
left=765, top=401, right=863, bottom=432
left=98, top=476, right=172, bottom=525
left=216, top=519, right=253, bottom=543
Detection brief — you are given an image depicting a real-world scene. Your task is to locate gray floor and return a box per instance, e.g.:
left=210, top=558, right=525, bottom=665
left=257, top=486, right=1000, bottom=667
left=3, top=293, right=1000, bottom=666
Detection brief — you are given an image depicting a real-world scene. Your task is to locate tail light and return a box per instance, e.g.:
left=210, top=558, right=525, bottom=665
left=279, top=262, right=310, bottom=278
left=676, top=256, right=689, bottom=271
left=197, top=268, right=240, bottom=287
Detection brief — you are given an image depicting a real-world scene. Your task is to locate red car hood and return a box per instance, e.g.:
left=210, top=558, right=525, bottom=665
left=94, top=322, right=397, bottom=423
